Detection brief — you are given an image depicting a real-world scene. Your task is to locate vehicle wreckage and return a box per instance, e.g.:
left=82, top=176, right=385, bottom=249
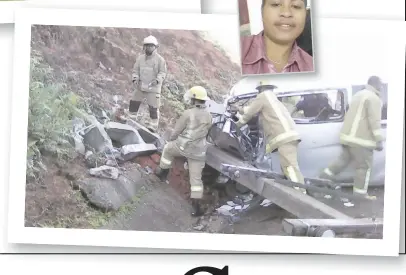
left=201, top=80, right=386, bottom=238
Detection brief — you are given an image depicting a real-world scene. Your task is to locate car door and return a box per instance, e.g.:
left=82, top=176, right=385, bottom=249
left=269, top=89, right=349, bottom=181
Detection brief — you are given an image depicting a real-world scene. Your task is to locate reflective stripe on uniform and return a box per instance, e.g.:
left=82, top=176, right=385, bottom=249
left=363, top=168, right=371, bottom=191
left=267, top=130, right=299, bottom=152
left=353, top=186, right=368, bottom=195
left=190, top=185, right=203, bottom=192
left=372, top=129, right=383, bottom=139
left=264, top=92, right=289, bottom=131
left=349, top=95, right=368, bottom=137
left=286, top=166, right=298, bottom=182
left=160, top=156, right=172, bottom=166
left=340, top=133, right=377, bottom=148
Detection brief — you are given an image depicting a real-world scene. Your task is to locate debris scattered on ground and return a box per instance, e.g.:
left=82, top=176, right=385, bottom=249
left=89, top=165, right=120, bottom=180
left=260, top=199, right=273, bottom=207
left=106, top=159, right=116, bottom=166
left=344, top=202, right=355, bottom=207
left=193, top=224, right=206, bottom=231
left=144, top=166, right=154, bottom=175
left=216, top=205, right=235, bottom=216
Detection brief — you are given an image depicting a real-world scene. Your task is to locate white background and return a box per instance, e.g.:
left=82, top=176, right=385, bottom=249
left=1, top=0, right=405, bottom=273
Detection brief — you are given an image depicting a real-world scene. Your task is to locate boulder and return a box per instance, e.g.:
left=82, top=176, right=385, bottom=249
left=74, top=169, right=144, bottom=211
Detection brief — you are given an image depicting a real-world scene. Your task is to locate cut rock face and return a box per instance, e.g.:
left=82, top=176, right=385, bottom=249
left=121, top=143, right=157, bottom=161
left=105, top=121, right=145, bottom=146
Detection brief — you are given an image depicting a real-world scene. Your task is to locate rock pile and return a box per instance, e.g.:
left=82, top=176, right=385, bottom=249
left=69, top=110, right=166, bottom=211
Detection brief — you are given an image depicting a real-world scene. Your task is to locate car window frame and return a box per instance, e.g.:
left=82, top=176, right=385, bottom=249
left=278, top=89, right=347, bottom=125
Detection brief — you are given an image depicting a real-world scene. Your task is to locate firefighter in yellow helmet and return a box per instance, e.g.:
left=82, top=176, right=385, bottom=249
left=130, top=35, right=167, bottom=132
left=155, top=86, right=213, bottom=216
left=232, top=81, right=306, bottom=194
left=319, top=76, right=385, bottom=199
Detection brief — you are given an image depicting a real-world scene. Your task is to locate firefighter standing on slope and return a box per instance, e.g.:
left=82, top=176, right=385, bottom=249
left=155, top=86, right=213, bottom=216
left=130, top=35, right=167, bottom=132
left=319, top=76, right=384, bottom=199
left=232, top=82, right=307, bottom=194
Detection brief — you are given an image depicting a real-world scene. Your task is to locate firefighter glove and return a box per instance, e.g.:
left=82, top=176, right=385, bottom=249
left=150, top=79, right=159, bottom=86
left=375, top=141, right=384, bottom=151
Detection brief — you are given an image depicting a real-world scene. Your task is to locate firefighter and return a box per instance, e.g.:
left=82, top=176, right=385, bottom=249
left=319, top=76, right=384, bottom=199
left=232, top=82, right=306, bottom=194
left=155, top=86, right=213, bottom=216
left=130, top=35, right=167, bottom=132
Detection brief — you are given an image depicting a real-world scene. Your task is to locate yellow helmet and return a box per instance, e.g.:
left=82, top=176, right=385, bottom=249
left=187, top=86, right=210, bottom=101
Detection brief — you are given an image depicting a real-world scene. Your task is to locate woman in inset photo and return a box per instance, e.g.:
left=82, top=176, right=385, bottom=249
left=239, top=0, right=314, bottom=75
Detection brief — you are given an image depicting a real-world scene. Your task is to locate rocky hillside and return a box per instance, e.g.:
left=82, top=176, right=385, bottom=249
left=31, top=25, right=240, bottom=123
left=25, top=25, right=241, bottom=228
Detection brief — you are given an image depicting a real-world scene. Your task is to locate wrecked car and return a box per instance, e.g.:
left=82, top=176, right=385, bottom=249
left=206, top=82, right=387, bottom=188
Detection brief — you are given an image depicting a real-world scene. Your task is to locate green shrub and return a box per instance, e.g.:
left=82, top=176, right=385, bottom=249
left=27, top=51, right=83, bottom=180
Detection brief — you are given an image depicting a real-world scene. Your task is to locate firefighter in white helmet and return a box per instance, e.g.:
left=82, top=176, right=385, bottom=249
left=155, top=86, right=213, bottom=216
left=130, top=35, right=167, bottom=132
left=232, top=80, right=307, bottom=194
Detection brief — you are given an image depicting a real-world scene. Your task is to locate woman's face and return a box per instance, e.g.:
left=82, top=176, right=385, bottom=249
left=262, top=0, right=307, bottom=45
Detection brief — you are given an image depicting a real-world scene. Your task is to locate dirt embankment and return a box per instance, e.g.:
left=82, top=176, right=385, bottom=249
left=25, top=25, right=241, bottom=229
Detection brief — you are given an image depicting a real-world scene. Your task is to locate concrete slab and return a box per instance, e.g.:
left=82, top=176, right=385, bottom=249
left=121, top=143, right=157, bottom=161
left=126, top=119, right=160, bottom=144
left=105, top=121, right=145, bottom=146
left=83, top=125, right=113, bottom=152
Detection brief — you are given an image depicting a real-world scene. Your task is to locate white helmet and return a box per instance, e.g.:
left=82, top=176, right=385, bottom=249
left=143, top=35, right=158, bottom=46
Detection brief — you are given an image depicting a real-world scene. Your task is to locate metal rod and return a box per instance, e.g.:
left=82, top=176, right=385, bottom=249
left=220, top=163, right=375, bottom=202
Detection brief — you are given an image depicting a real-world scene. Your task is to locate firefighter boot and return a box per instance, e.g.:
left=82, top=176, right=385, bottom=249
left=191, top=199, right=204, bottom=217
left=155, top=167, right=170, bottom=182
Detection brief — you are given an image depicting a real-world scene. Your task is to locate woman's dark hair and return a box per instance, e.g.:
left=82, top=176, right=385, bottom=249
left=262, top=0, right=308, bottom=8
left=296, top=8, right=312, bottom=56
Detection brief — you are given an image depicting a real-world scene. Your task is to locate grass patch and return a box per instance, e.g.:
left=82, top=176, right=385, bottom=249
left=27, top=50, right=85, bottom=181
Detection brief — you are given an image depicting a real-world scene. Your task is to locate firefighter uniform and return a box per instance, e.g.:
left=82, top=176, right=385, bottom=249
left=155, top=86, right=213, bottom=216
left=235, top=84, right=306, bottom=192
left=320, top=84, right=383, bottom=197
left=131, top=35, right=167, bottom=132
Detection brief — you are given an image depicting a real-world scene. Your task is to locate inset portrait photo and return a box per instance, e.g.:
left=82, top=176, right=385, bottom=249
left=238, top=0, right=315, bottom=76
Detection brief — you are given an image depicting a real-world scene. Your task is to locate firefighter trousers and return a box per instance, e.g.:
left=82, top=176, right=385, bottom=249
left=278, top=140, right=305, bottom=185
left=159, top=141, right=205, bottom=199
left=322, top=145, right=373, bottom=194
